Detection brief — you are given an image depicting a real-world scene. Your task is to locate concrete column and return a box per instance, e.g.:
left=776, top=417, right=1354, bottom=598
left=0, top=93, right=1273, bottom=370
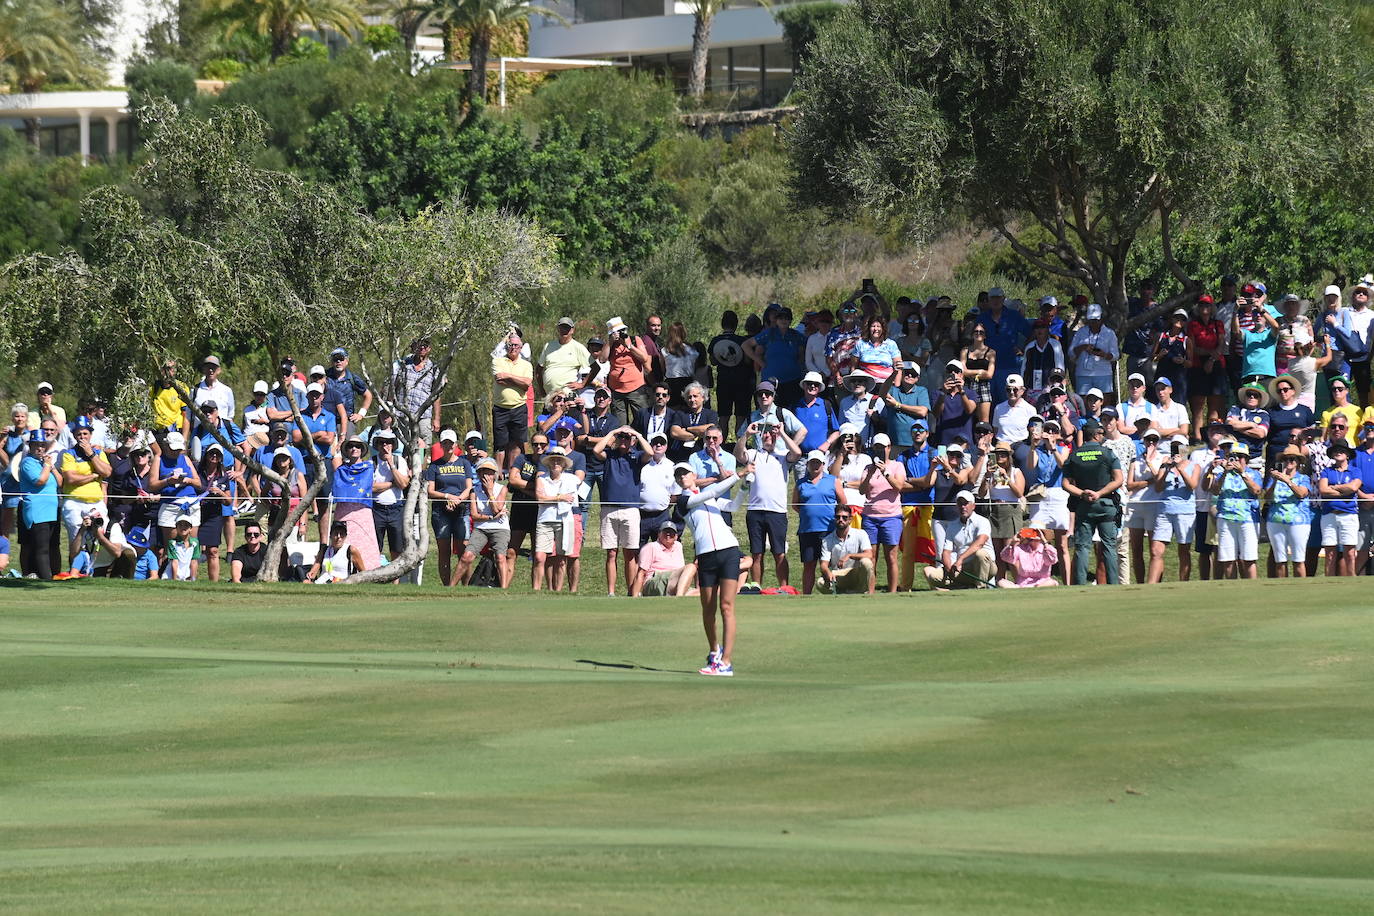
left=498, top=58, right=507, bottom=109
left=77, top=109, right=90, bottom=165
left=103, top=115, right=119, bottom=158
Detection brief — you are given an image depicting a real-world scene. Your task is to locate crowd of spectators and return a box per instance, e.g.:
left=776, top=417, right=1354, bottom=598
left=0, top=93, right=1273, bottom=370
left=5, top=277, right=1374, bottom=599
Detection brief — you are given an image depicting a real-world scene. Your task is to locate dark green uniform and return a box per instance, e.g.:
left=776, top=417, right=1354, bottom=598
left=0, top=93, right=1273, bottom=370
left=1063, top=440, right=1122, bottom=585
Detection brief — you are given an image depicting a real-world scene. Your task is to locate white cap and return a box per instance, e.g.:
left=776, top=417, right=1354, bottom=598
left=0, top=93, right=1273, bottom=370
left=1170, top=433, right=1189, bottom=445
left=464, top=429, right=482, bottom=441
left=252, top=379, right=269, bottom=394
left=164, top=431, right=186, bottom=450
left=1325, top=284, right=1342, bottom=297
left=672, top=462, right=695, bottom=478
left=309, top=364, right=326, bottom=377
left=1006, top=373, right=1024, bottom=389
left=872, top=433, right=891, bottom=447
left=988, top=287, right=1005, bottom=298
left=946, top=442, right=966, bottom=454
left=36, top=380, right=53, bottom=393
left=806, top=449, right=827, bottom=464
left=305, top=382, right=324, bottom=395
left=1084, top=387, right=1105, bottom=400
left=1127, top=372, right=1147, bottom=384
left=1085, top=303, right=1103, bottom=320
left=802, top=370, right=825, bottom=386
left=900, top=361, right=921, bottom=378
left=955, top=489, right=976, bottom=503
left=946, top=359, right=966, bottom=373
left=439, top=429, right=458, bottom=443
left=272, top=446, right=293, bottom=460
left=1172, top=308, right=1190, bottom=319
left=175, top=514, right=194, bottom=526
left=1039, top=295, right=1058, bottom=307
left=839, top=422, right=862, bottom=436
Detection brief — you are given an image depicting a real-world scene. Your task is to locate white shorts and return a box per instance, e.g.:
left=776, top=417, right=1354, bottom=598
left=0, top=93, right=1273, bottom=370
left=535, top=520, right=570, bottom=556
left=600, top=506, right=639, bottom=550
left=1028, top=488, right=1070, bottom=531
left=1216, top=517, right=1258, bottom=562
left=61, top=499, right=108, bottom=539
left=1321, top=512, right=1359, bottom=549
left=1151, top=511, right=1195, bottom=544
left=1125, top=502, right=1158, bottom=531
left=1267, top=522, right=1311, bottom=562
left=157, top=500, right=202, bottom=529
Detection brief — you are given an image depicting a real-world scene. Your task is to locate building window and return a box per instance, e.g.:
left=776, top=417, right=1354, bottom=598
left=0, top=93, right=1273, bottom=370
left=574, top=0, right=663, bottom=23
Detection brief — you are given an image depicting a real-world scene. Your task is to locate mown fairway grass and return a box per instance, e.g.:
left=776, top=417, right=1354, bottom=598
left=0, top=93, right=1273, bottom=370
left=3, top=578, right=1373, bottom=913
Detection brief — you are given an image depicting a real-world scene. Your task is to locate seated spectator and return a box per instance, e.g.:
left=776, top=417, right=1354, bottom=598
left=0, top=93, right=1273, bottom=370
left=924, top=490, right=995, bottom=590
left=0, top=528, right=8, bottom=576
left=164, top=514, right=201, bottom=581
left=818, top=503, right=874, bottom=594
left=230, top=521, right=267, bottom=583
left=306, top=521, right=367, bottom=583
left=126, top=525, right=158, bottom=580
left=998, top=527, right=1059, bottom=588
left=634, top=520, right=697, bottom=596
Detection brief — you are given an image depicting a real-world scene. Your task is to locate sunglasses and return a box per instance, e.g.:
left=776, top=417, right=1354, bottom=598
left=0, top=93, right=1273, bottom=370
left=1276, top=384, right=1294, bottom=392
left=660, top=530, right=678, bottom=537
left=655, top=392, right=670, bottom=398
left=1332, top=386, right=1348, bottom=392
left=757, top=391, right=774, bottom=398
left=532, top=441, right=549, bottom=447
left=245, top=531, right=262, bottom=538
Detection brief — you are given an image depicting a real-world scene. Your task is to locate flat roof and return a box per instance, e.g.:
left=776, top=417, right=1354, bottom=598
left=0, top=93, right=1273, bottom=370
left=435, top=56, right=624, bottom=73
left=0, top=90, right=128, bottom=118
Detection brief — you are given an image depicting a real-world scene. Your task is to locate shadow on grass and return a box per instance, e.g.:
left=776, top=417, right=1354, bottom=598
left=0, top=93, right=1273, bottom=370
left=576, top=658, right=697, bottom=675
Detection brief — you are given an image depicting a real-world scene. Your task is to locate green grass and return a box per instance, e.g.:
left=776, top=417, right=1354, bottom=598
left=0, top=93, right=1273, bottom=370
left=3, top=579, right=1373, bottom=913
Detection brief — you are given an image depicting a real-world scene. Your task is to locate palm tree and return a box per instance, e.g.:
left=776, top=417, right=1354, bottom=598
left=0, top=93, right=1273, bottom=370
left=369, top=0, right=427, bottom=58
left=0, top=0, right=96, bottom=144
left=409, top=0, right=565, bottom=106
left=207, top=0, right=367, bottom=60
left=685, top=0, right=769, bottom=99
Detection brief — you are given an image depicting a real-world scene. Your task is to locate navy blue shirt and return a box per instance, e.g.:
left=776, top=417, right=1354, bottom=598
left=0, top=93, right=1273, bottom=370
left=601, top=448, right=643, bottom=510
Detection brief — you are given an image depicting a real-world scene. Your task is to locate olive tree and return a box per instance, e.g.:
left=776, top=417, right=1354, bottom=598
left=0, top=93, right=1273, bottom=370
left=0, top=100, right=559, bottom=583
left=788, top=0, right=1374, bottom=326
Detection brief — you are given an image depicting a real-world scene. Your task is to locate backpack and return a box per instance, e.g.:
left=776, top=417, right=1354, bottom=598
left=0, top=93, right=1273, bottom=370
left=468, top=553, right=499, bottom=588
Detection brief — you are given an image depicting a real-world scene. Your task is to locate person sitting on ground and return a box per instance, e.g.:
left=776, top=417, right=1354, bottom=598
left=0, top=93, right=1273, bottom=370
left=818, top=503, right=874, bottom=594
left=164, top=514, right=200, bottom=581
left=633, top=519, right=698, bottom=597
left=230, top=520, right=268, bottom=583
left=306, top=521, right=367, bottom=583
left=924, top=489, right=995, bottom=590
left=998, top=527, right=1059, bottom=588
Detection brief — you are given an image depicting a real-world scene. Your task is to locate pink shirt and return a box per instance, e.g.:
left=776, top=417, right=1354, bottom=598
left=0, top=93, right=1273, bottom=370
left=999, top=542, right=1059, bottom=585
left=638, top=539, right=684, bottom=574
left=863, top=460, right=905, bottom=518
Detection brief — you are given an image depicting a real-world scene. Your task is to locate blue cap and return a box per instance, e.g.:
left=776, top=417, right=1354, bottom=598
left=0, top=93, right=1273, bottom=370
left=910, top=419, right=928, bottom=430
left=330, top=347, right=347, bottom=358
left=27, top=429, right=48, bottom=443
left=126, top=526, right=150, bottom=549
left=1154, top=377, right=1173, bottom=388
left=1254, top=282, right=1267, bottom=294
left=72, top=415, right=93, bottom=430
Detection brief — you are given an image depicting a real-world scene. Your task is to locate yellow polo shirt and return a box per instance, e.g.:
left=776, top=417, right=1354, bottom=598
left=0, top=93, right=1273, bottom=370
left=492, top=356, right=532, bottom=409
left=59, top=448, right=105, bottom=503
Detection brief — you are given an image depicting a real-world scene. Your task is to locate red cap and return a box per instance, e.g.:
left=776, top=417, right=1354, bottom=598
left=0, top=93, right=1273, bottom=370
left=1197, top=294, right=1214, bottom=305
left=1070, top=294, right=1089, bottom=306
left=1241, top=283, right=1260, bottom=295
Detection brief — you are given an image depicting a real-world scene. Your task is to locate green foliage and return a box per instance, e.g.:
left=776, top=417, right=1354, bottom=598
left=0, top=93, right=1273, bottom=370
left=200, top=56, right=245, bottom=79
left=204, top=0, right=366, bottom=60
left=288, top=34, right=327, bottom=59
left=0, top=131, right=118, bottom=262
left=363, top=23, right=401, bottom=52
left=301, top=93, right=682, bottom=275
left=126, top=58, right=198, bottom=109
left=0, top=0, right=105, bottom=92
left=622, top=235, right=717, bottom=331
left=516, top=68, right=677, bottom=144
left=207, top=46, right=455, bottom=157
left=789, top=0, right=1374, bottom=321
left=772, top=1, right=843, bottom=65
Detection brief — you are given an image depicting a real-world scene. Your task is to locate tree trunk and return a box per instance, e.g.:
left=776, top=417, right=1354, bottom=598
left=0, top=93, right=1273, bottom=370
left=339, top=469, right=430, bottom=584
left=23, top=118, right=40, bottom=148
left=468, top=31, right=490, bottom=106
left=688, top=12, right=713, bottom=98
left=271, top=24, right=294, bottom=60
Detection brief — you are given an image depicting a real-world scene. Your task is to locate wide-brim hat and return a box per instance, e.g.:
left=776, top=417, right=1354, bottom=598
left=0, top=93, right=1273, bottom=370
left=540, top=447, right=572, bottom=469
left=1236, top=383, right=1271, bottom=408
left=1267, top=374, right=1299, bottom=403
left=843, top=371, right=874, bottom=391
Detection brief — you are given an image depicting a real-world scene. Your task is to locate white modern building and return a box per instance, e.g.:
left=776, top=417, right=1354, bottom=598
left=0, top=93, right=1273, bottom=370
left=0, top=91, right=133, bottom=162
left=529, top=0, right=802, bottom=107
